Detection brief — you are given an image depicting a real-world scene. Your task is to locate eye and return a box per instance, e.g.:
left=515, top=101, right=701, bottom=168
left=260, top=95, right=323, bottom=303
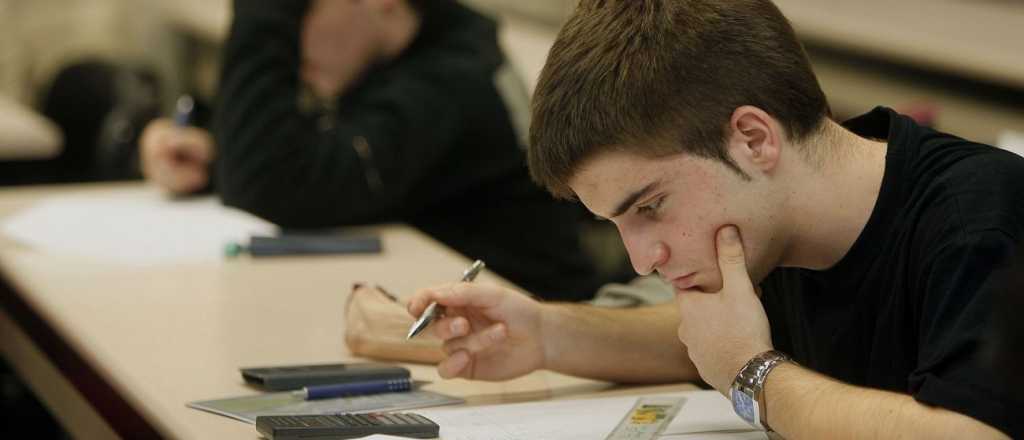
left=635, top=196, right=665, bottom=218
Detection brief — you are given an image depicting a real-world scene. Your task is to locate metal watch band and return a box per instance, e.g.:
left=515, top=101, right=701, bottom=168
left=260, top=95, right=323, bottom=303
left=730, top=350, right=792, bottom=431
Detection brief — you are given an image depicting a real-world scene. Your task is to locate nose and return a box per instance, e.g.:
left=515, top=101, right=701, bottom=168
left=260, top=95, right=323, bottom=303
left=622, top=232, right=669, bottom=276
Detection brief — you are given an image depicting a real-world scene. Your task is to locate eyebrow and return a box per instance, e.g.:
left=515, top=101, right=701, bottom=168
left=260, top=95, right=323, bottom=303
left=608, top=181, right=660, bottom=219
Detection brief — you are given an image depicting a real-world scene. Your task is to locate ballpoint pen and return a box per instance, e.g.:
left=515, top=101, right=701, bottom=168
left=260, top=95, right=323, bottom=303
left=406, top=260, right=485, bottom=339
left=170, top=94, right=194, bottom=167
left=174, top=95, right=194, bottom=127
left=291, top=378, right=413, bottom=400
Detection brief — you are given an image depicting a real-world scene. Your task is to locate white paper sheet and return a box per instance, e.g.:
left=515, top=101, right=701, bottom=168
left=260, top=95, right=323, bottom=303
left=997, top=130, right=1024, bottom=158
left=1, top=189, right=276, bottom=265
left=407, top=390, right=765, bottom=440
left=661, top=390, right=762, bottom=436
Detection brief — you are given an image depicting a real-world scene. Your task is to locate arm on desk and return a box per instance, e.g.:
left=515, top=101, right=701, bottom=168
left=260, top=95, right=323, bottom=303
left=409, top=283, right=698, bottom=384
left=541, top=301, right=698, bottom=383
left=764, top=364, right=1010, bottom=440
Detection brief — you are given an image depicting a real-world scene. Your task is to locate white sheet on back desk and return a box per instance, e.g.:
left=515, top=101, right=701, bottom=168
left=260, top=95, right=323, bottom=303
left=389, top=390, right=767, bottom=440
left=1, top=189, right=276, bottom=265
left=997, top=130, right=1024, bottom=158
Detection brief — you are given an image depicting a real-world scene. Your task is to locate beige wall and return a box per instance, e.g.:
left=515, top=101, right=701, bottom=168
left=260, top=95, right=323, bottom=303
left=465, top=0, right=574, bottom=23
left=0, top=0, right=182, bottom=109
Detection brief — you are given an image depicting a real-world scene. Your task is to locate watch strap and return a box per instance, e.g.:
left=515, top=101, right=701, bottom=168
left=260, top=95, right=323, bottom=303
left=730, top=350, right=792, bottom=431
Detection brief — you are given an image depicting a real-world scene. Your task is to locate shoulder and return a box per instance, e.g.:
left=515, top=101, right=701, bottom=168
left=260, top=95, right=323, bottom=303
left=904, top=132, right=1024, bottom=243
left=909, top=126, right=1024, bottom=194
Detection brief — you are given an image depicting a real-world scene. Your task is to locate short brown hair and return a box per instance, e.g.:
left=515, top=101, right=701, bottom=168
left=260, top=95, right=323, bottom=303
left=529, top=0, right=830, bottom=199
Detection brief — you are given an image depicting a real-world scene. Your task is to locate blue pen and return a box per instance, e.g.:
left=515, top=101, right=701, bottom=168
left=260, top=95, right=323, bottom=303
left=292, top=378, right=412, bottom=400
left=174, top=95, right=195, bottom=127
left=169, top=94, right=196, bottom=166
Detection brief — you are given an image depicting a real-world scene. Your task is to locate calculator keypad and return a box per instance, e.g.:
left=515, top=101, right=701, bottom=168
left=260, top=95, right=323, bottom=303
left=257, top=412, right=439, bottom=439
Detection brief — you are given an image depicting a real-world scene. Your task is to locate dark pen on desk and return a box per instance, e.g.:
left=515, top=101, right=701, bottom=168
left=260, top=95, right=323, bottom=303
left=406, top=260, right=485, bottom=339
left=224, top=234, right=383, bottom=258
left=291, top=378, right=413, bottom=401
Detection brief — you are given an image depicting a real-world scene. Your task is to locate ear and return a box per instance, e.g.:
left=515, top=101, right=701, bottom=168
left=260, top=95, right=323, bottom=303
left=726, top=106, right=783, bottom=174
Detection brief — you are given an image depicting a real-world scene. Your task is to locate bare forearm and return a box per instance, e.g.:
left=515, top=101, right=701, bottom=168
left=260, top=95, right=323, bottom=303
left=539, top=302, right=697, bottom=383
left=765, top=363, right=1009, bottom=440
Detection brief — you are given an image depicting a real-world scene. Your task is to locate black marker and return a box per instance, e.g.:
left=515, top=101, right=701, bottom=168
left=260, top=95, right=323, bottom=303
left=225, top=234, right=382, bottom=257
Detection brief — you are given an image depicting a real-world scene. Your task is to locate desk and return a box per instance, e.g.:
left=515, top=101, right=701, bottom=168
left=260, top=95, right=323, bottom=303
left=773, top=0, right=1024, bottom=143
left=773, top=0, right=1024, bottom=91
left=0, top=183, right=692, bottom=439
left=477, top=0, right=1024, bottom=143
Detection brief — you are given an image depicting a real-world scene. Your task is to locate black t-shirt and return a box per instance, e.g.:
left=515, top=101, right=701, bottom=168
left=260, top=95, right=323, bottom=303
left=761, top=107, right=1023, bottom=437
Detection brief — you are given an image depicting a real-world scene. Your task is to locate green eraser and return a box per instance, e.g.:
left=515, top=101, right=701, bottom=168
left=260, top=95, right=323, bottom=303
left=224, top=242, right=243, bottom=258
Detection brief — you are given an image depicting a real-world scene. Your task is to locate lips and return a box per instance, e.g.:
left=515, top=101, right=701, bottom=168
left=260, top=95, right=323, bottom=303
left=670, top=272, right=698, bottom=291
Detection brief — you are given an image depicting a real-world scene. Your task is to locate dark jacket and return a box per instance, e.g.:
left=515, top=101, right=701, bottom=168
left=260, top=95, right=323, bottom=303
left=214, top=0, right=600, bottom=300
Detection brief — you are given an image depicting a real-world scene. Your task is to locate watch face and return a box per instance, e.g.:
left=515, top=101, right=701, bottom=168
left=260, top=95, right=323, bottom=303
left=731, top=388, right=760, bottom=427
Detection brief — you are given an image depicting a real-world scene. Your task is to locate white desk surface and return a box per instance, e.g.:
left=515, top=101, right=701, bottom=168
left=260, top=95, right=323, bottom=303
left=0, top=183, right=693, bottom=439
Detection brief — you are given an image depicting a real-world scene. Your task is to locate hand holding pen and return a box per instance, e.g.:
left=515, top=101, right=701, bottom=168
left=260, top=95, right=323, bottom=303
left=405, top=266, right=548, bottom=381
left=139, top=94, right=215, bottom=194
left=407, top=260, right=485, bottom=339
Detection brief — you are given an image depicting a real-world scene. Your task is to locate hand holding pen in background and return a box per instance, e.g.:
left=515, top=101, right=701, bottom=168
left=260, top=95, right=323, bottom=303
left=139, top=95, right=216, bottom=194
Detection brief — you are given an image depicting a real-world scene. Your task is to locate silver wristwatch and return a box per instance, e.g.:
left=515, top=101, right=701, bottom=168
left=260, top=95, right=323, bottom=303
left=729, top=350, right=792, bottom=431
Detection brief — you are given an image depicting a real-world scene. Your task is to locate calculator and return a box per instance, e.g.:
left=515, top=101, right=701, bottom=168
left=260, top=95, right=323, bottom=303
left=255, top=413, right=440, bottom=440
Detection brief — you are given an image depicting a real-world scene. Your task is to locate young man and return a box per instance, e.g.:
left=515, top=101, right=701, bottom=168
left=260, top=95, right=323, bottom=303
left=408, top=0, right=1022, bottom=438
left=138, top=0, right=603, bottom=300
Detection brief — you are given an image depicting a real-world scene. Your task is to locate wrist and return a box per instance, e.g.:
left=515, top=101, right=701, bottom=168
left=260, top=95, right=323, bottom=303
left=537, top=302, right=567, bottom=372
left=718, top=344, right=773, bottom=394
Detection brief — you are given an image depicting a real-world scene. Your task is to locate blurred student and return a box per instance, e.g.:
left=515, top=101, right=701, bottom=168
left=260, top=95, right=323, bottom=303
left=139, top=0, right=601, bottom=300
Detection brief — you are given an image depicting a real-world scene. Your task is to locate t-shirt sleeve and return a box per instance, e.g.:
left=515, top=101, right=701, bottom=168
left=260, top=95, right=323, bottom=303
left=910, top=229, right=1022, bottom=437
left=214, top=1, right=473, bottom=228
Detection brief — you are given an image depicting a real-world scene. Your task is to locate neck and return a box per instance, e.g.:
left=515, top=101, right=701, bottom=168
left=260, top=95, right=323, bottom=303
left=777, top=119, right=888, bottom=270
